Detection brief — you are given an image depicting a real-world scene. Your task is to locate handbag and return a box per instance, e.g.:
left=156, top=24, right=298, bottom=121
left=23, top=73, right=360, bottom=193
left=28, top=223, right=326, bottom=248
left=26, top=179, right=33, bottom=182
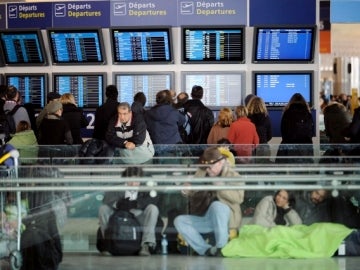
left=188, top=191, right=216, bottom=216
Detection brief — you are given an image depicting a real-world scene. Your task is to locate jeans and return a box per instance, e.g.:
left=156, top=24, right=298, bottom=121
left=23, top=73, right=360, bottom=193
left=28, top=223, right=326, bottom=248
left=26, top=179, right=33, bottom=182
left=174, top=201, right=230, bottom=255
left=99, top=203, right=159, bottom=246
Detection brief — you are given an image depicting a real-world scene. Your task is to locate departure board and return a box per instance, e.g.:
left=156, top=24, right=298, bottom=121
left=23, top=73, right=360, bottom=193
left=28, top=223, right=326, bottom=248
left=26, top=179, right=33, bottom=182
left=253, top=26, right=316, bottom=63
left=0, top=29, right=47, bottom=65
left=182, top=26, right=245, bottom=64
left=5, top=73, right=47, bottom=108
left=182, top=71, right=245, bottom=107
left=114, top=72, right=174, bottom=106
left=111, top=27, right=173, bottom=64
left=48, top=28, right=105, bottom=65
left=254, top=71, right=313, bottom=107
left=53, top=73, right=105, bottom=108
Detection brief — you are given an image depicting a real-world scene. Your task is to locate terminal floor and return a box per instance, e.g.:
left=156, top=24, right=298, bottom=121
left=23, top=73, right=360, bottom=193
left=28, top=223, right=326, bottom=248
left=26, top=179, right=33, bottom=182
left=57, top=253, right=358, bottom=270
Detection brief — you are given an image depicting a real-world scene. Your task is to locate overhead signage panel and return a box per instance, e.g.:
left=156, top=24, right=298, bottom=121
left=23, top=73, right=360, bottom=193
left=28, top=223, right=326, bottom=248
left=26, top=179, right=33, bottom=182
left=7, top=2, right=52, bottom=29
left=110, top=0, right=177, bottom=26
left=52, top=1, right=110, bottom=27
left=177, top=0, right=246, bottom=25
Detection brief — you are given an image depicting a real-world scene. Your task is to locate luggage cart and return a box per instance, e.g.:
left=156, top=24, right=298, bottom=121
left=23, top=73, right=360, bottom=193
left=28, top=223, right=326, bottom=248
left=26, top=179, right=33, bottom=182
left=0, top=145, right=22, bottom=270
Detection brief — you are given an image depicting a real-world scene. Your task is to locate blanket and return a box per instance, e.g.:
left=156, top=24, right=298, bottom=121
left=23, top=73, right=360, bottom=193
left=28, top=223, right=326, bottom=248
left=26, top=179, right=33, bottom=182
left=222, top=223, right=353, bottom=258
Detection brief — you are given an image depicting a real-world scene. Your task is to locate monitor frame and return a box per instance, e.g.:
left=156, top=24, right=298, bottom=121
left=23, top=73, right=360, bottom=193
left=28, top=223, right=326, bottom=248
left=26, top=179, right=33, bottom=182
left=110, top=26, right=174, bottom=65
left=181, top=25, right=245, bottom=64
left=252, top=70, right=314, bottom=108
left=52, top=72, right=107, bottom=108
left=47, top=27, right=106, bottom=65
left=0, top=28, right=48, bottom=66
left=113, top=71, right=175, bottom=106
left=252, top=25, right=317, bottom=64
left=5, top=73, right=48, bottom=108
left=181, top=71, right=246, bottom=109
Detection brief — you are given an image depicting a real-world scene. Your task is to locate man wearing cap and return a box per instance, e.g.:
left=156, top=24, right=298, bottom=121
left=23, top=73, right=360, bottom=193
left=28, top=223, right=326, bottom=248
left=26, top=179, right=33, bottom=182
left=174, top=146, right=244, bottom=256
left=38, top=100, right=73, bottom=145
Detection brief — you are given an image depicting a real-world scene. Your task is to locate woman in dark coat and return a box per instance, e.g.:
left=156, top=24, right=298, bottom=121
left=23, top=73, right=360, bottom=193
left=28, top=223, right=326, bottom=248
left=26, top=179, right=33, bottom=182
left=60, top=93, right=89, bottom=144
left=276, top=93, right=314, bottom=163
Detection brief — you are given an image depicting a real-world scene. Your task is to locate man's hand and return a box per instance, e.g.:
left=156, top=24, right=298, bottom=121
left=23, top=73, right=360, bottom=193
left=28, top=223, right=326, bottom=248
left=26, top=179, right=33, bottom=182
left=125, top=141, right=136, bottom=150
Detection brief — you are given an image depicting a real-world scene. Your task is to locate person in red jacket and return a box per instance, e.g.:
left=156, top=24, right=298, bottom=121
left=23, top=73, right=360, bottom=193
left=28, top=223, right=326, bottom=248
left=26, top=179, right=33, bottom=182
left=227, top=105, right=259, bottom=161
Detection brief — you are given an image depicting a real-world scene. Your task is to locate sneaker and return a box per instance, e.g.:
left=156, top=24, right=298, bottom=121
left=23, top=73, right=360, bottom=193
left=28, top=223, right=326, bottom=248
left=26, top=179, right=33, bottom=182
left=205, top=246, right=222, bottom=257
left=139, top=244, right=151, bottom=256
left=100, top=251, right=111, bottom=256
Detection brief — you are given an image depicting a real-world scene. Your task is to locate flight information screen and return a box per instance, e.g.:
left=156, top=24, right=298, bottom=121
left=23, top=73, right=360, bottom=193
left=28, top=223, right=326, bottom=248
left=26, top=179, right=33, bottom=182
left=0, top=29, right=47, bottom=65
left=111, top=28, right=173, bottom=64
left=53, top=74, right=105, bottom=108
left=114, top=73, right=173, bottom=106
left=182, top=26, right=244, bottom=64
left=6, top=74, right=47, bottom=108
left=48, top=29, right=105, bottom=64
left=253, top=26, right=316, bottom=63
left=182, top=72, right=244, bottom=107
left=254, top=72, right=313, bottom=107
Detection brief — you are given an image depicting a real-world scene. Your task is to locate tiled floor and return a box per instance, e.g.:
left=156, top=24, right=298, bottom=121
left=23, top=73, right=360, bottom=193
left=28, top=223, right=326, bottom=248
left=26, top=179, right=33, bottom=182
left=57, top=253, right=359, bottom=270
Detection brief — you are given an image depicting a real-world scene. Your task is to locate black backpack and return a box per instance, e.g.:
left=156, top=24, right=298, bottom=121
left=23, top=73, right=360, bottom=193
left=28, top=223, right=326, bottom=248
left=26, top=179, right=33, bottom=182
left=101, top=210, right=142, bottom=255
left=0, top=105, right=20, bottom=143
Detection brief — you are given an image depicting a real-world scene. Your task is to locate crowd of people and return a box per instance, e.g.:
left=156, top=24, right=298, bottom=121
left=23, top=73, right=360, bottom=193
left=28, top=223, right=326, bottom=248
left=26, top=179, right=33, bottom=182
left=0, top=83, right=359, bottom=259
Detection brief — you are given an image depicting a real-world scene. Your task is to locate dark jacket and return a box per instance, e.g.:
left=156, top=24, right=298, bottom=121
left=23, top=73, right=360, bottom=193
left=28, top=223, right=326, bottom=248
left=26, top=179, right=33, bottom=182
left=105, top=112, right=147, bottom=148
left=38, top=115, right=73, bottom=145
left=346, top=107, right=360, bottom=143
left=323, top=103, right=351, bottom=143
left=183, top=99, right=214, bottom=144
left=93, top=98, right=119, bottom=140
left=145, top=104, right=185, bottom=144
left=280, top=103, right=314, bottom=144
left=248, top=113, right=272, bottom=144
left=61, top=103, right=89, bottom=144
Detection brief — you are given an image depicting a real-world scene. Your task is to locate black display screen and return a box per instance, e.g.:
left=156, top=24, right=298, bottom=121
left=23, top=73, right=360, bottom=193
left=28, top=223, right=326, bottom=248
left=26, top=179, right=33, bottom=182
left=114, top=72, right=174, bottom=106
left=5, top=73, right=47, bottom=108
left=53, top=73, right=106, bottom=108
left=182, top=25, right=245, bottom=64
left=254, top=71, right=313, bottom=107
left=110, top=27, right=173, bottom=64
left=253, top=26, right=316, bottom=63
left=48, top=28, right=105, bottom=65
left=182, top=71, right=245, bottom=107
left=0, top=29, right=47, bottom=65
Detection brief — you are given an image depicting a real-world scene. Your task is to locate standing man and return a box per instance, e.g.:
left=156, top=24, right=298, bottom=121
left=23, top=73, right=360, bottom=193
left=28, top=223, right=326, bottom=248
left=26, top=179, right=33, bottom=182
left=174, top=146, right=244, bottom=256
left=93, top=85, right=119, bottom=140
left=183, top=85, right=214, bottom=145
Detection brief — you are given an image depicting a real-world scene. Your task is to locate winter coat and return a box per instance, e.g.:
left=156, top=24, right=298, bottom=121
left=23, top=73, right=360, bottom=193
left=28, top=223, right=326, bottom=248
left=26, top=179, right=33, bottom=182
left=61, top=103, right=89, bottom=144
left=250, top=195, right=302, bottom=228
left=183, top=99, right=214, bottom=144
left=93, top=99, right=119, bottom=140
left=145, top=104, right=185, bottom=144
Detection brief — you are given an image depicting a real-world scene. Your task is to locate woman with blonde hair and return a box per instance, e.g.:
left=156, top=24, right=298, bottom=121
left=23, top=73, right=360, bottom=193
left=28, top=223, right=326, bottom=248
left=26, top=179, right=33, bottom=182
left=207, top=107, right=233, bottom=144
left=60, top=93, right=89, bottom=144
left=247, top=97, right=272, bottom=159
